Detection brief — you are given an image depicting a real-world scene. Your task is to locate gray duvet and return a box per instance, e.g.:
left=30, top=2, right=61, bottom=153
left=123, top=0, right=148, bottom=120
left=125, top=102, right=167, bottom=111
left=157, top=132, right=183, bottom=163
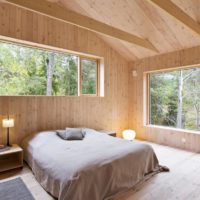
left=21, top=129, right=162, bottom=200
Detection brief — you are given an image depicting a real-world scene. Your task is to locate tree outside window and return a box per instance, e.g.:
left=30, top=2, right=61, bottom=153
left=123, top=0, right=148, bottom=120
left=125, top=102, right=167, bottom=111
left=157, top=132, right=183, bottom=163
left=149, top=67, right=200, bottom=131
left=0, top=42, right=99, bottom=96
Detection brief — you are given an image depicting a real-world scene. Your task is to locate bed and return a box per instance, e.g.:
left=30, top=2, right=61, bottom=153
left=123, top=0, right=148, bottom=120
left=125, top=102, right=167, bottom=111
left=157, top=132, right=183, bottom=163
left=21, top=128, right=166, bottom=200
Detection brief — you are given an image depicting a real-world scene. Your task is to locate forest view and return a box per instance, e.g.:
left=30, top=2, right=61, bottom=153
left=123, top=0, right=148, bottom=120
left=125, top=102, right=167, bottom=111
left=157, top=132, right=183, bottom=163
left=0, top=42, right=97, bottom=96
left=81, top=59, right=97, bottom=95
left=150, top=67, right=200, bottom=131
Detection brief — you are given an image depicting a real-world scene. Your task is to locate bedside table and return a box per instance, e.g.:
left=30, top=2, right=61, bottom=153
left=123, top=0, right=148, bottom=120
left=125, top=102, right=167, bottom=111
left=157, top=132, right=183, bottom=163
left=99, top=130, right=117, bottom=137
left=0, top=144, right=23, bottom=172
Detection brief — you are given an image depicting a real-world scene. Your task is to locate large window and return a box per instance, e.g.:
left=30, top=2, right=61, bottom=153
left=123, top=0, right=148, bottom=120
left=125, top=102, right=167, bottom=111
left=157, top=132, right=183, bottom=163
left=0, top=41, right=100, bottom=96
left=148, top=67, right=200, bottom=132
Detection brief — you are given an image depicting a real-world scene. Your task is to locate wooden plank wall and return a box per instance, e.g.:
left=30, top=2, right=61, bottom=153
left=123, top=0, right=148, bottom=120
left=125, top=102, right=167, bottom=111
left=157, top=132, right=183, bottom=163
left=129, top=45, right=200, bottom=152
left=0, top=3, right=129, bottom=144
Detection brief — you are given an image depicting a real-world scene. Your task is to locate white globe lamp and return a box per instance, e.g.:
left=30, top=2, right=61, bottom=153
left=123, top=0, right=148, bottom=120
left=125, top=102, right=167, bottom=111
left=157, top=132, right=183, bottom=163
left=122, top=129, right=136, bottom=140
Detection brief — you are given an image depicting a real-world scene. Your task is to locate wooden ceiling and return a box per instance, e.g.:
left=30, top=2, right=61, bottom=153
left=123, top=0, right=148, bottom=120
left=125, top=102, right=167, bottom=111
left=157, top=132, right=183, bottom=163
left=5, top=0, right=200, bottom=61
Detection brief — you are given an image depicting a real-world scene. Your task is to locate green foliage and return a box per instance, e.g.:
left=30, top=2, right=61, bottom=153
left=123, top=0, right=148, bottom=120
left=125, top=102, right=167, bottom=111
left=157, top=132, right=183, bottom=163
left=51, top=54, right=78, bottom=96
left=182, top=69, right=200, bottom=130
left=150, top=71, right=178, bottom=127
left=81, top=59, right=97, bottom=95
left=150, top=68, right=200, bottom=131
left=0, top=42, right=79, bottom=96
left=0, top=42, right=97, bottom=97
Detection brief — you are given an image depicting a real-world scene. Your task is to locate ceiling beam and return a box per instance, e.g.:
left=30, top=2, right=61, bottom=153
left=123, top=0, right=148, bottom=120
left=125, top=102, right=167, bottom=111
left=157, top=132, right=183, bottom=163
left=4, top=0, right=158, bottom=52
left=149, top=0, right=200, bottom=37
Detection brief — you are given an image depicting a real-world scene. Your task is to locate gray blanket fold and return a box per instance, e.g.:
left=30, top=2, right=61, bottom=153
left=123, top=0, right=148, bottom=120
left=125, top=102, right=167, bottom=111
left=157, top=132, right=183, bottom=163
left=21, top=129, right=166, bottom=200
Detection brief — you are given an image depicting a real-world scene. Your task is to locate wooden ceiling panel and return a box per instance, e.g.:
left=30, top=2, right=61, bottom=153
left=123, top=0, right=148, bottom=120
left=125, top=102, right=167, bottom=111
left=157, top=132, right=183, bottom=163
left=51, top=0, right=156, bottom=59
left=125, top=0, right=173, bottom=51
left=7, top=0, right=200, bottom=61
left=59, top=0, right=172, bottom=59
left=98, top=36, right=139, bottom=61
left=61, top=0, right=142, bottom=37
left=171, top=0, right=200, bottom=22
left=136, top=0, right=183, bottom=50
left=148, top=0, right=200, bottom=48
left=6, top=0, right=159, bottom=51
left=58, top=0, right=200, bottom=61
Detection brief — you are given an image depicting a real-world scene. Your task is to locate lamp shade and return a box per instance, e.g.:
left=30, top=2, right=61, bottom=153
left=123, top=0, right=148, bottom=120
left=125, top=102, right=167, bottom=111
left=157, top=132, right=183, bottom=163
left=2, top=119, right=14, bottom=128
left=122, top=129, right=136, bottom=140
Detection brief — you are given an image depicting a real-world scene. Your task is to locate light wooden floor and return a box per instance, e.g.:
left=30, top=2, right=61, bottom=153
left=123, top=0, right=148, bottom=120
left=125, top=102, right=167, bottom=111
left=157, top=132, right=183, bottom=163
left=0, top=141, right=200, bottom=200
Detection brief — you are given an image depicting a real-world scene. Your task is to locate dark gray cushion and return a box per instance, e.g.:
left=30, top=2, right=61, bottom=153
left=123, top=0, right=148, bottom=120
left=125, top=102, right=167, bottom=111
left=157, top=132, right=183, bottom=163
left=56, top=128, right=84, bottom=140
left=56, top=130, right=66, bottom=139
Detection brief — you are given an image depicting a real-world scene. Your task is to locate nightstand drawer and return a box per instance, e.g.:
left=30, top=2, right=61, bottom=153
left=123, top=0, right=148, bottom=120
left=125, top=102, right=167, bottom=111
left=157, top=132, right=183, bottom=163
left=0, top=145, right=23, bottom=172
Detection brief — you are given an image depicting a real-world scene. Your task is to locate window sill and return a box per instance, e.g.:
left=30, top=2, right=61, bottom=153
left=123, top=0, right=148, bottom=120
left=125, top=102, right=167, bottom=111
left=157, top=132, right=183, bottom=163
left=144, top=124, right=200, bottom=135
left=0, top=95, right=104, bottom=98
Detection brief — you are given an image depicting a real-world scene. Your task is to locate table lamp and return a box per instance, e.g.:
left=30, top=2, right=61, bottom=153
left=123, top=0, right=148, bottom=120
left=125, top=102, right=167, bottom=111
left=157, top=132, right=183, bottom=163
left=2, top=118, right=14, bottom=147
left=122, top=129, right=136, bottom=140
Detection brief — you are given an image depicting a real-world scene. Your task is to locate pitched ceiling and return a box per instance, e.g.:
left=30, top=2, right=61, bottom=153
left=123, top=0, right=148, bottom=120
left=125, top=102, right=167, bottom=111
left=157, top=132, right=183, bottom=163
left=52, top=0, right=200, bottom=61
left=6, top=0, right=200, bottom=61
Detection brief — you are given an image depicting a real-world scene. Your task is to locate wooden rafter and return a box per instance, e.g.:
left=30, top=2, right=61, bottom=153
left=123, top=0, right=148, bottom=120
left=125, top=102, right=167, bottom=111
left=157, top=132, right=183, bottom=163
left=149, top=0, right=200, bottom=37
left=4, top=0, right=158, bottom=52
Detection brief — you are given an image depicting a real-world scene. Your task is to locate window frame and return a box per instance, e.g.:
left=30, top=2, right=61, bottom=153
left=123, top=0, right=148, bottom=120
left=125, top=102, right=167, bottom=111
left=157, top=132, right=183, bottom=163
left=146, top=73, right=150, bottom=126
left=145, top=65, right=200, bottom=133
left=79, top=56, right=100, bottom=96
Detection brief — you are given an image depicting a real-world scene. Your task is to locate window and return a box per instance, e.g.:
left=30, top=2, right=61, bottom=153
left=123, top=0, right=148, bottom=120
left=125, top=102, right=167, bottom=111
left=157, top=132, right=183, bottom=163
left=0, top=41, right=100, bottom=96
left=148, top=67, right=200, bottom=132
left=80, top=58, right=98, bottom=95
